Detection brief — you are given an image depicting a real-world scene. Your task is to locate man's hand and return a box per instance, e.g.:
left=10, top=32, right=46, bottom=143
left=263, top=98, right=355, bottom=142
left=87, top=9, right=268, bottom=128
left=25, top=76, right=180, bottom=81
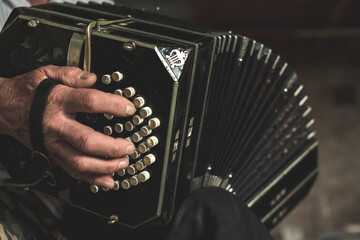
left=0, top=65, right=136, bottom=189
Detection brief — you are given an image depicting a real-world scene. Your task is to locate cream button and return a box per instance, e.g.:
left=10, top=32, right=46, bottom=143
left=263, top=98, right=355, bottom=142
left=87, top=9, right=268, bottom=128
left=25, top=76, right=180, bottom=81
left=121, top=179, right=131, bottom=189
left=138, top=171, right=150, bottom=182
left=125, top=121, right=135, bottom=131
left=138, top=142, right=149, bottom=153
left=131, top=149, right=141, bottom=159
left=146, top=136, right=159, bottom=148
left=90, top=185, right=99, bottom=193
left=114, top=89, right=123, bottom=96
left=113, top=180, right=120, bottom=190
left=143, top=154, right=156, bottom=165
left=132, top=115, right=144, bottom=125
left=101, top=74, right=111, bottom=85
left=112, top=71, right=124, bottom=82
left=148, top=117, right=160, bottom=129
left=132, top=132, right=143, bottom=143
left=140, top=107, right=152, bottom=118
left=114, top=123, right=124, bottom=133
left=135, top=160, right=146, bottom=171
left=117, top=168, right=126, bottom=177
left=104, top=113, right=113, bottom=120
left=130, top=175, right=139, bottom=186
left=140, top=125, right=152, bottom=137
left=103, top=126, right=112, bottom=136
left=133, top=97, right=145, bottom=108
left=127, top=164, right=137, bottom=175
left=124, top=87, right=136, bottom=98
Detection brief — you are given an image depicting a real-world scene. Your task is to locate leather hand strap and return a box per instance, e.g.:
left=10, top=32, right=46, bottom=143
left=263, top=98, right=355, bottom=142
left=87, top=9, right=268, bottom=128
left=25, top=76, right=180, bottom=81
left=0, top=78, right=60, bottom=188
left=29, top=78, right=59, bottom=155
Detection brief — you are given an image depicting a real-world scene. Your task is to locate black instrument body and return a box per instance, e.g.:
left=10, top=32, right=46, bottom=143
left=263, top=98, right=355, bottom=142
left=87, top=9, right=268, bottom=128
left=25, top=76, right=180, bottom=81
left=0, top=2, right=318, bottom=229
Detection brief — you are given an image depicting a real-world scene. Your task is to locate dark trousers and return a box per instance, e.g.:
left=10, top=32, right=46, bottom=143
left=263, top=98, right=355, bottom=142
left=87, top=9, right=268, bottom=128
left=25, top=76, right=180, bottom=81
left=0, top=187, right=274, bottom=239
left=166, top=187, right=274, bottom=240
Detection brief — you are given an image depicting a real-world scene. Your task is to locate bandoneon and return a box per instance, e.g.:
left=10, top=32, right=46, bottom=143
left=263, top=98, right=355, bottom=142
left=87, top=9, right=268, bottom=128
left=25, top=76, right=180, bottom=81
left=0, top=2, right=318, bottom=229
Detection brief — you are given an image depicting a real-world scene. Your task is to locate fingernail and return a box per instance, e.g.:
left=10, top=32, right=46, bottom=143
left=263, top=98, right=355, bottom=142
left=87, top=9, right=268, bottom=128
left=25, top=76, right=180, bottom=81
left=125, top=145, right=135, bottom=155
left=103, top=180, right=114, bottom=189
left=125, top=104, right=136, bottom=115
left=118, top=159, right=129, bottom=170
left=79, top=72, right=93, bottom=80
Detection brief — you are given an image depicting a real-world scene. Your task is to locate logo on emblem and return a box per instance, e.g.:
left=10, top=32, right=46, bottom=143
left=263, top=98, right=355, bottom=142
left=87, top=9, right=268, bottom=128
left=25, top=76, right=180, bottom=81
left=165, top=49, right=188, bottom=69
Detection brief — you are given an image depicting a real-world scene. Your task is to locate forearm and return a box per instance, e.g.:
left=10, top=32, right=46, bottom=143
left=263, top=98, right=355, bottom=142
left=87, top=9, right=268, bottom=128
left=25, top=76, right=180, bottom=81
left=0, top=76, right=34, bottom=149
left=0, top=66, right=136, bottom=188
left=0, top=77, right=9, bottom=135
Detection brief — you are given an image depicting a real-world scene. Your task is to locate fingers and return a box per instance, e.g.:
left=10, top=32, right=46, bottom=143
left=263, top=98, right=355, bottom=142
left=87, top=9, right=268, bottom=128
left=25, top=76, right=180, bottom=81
left=37, top=65, right=97, bottom=88
left=38, top=64, right=136, bottom=117
left=58, top=119, right=135, bottom=158
left=35, top=65, right=138, bottom=189
left=86, top=174, right=116, bottom=189
left=51, top=142, right=129, bottom=189
left=62, top=87, right=136, bottom=116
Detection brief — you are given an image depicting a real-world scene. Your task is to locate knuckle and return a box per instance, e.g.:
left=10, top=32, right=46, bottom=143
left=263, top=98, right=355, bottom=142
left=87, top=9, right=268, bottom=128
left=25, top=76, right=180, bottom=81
left=66, top=66, right=79, bottom=75
left=105, top=164, right=117, bottom=174
left=88, top=178, right=97, bottom=186
left=38, top=65, right=56, bottom=77
left=112, top=142, right=125, bottom=156
left=44, top=140, right=58, bottom=155
left=31, top=67, right=48, bottom=80
left=71, top=155, right=86, bottom=172
left=43, top=115, right=68, bottom=140
left=64, top=67, right=81, bottom=82
left=77, top=133, right=93, bottom=152
left=34, top=66, right=44, bottom=75
left=37, top=65, right=51, bottom=73
left=68, top=168, right=82, bottom=181
left=46, top=89, right=64, bottom=111
left=84, top=91, right=100, bottom=110
left=68, top=159, right=93, bottom=183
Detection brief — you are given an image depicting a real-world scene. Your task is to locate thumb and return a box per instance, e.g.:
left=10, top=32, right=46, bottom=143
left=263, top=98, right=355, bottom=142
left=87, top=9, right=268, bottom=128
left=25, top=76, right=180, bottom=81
left=38, top=65, right=97, bottom=88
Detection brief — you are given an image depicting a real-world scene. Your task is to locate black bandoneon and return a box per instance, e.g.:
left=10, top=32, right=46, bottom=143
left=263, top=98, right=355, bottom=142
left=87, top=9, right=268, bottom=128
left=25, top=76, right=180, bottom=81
left=0, top=2, right=318, bottom=229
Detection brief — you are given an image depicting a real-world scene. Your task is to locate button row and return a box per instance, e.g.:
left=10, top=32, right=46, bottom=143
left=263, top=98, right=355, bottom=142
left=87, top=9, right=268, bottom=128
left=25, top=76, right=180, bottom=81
left=113, top=87, right=136, bottom=98
left=137, top=136, right=159, bottom=154
left=128, top=154, right=156, bottom=176
left=115, top=154, right=156, bottom=178
left=121, top=171, right=151, bottom=189
left=122, top=117, right=160, bottom=134
left=101, top=71, right=124, bottom=85
left=102, top=117, right=160, bottom=135
left=89, top=170, right=151, bottom=193
left=106, top=112, right=153, bottom=122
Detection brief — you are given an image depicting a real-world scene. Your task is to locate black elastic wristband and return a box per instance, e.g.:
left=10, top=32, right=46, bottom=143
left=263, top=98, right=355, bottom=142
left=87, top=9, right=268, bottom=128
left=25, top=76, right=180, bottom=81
left=29, top=78, right=59, bottom=155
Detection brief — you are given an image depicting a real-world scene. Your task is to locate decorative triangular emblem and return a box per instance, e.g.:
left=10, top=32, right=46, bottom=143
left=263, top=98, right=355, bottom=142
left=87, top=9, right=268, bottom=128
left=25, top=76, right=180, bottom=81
left=155, top=46, right=191, bottom=81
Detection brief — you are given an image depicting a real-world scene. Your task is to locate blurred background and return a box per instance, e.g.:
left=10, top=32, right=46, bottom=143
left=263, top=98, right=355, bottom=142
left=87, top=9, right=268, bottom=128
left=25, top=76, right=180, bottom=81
left=113, top=0, right=360, bottom=239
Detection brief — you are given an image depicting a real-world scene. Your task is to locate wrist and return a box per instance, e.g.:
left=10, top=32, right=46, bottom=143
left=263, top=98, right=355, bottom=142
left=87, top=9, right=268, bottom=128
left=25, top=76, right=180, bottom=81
left=0, top=76, right=32, bottom=149
left=0, top=77, right=11, bottom=135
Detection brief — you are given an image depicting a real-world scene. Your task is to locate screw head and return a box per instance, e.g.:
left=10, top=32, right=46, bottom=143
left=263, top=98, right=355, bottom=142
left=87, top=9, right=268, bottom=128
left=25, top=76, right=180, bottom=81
left=107, top=215, right=119, bottom=224
left=28, top=19, right=39, bottom=28
left=123, top=41, right=136, bottom=52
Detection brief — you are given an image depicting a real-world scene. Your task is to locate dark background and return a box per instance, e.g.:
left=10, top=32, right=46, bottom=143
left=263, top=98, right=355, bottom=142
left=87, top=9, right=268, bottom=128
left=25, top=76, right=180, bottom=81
left=114, top=1, right=360, bottom=239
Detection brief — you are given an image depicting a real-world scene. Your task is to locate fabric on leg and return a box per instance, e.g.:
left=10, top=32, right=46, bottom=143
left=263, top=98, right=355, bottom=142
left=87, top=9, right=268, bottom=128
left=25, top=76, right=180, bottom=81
left=166, top=187, right=274, bottom=240
left=0, top=187, right=66, bottom=239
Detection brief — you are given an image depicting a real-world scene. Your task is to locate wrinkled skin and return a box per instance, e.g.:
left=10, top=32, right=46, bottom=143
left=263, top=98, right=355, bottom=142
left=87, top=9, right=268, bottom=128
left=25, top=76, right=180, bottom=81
left=0, top=65, right=136, bottom=189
